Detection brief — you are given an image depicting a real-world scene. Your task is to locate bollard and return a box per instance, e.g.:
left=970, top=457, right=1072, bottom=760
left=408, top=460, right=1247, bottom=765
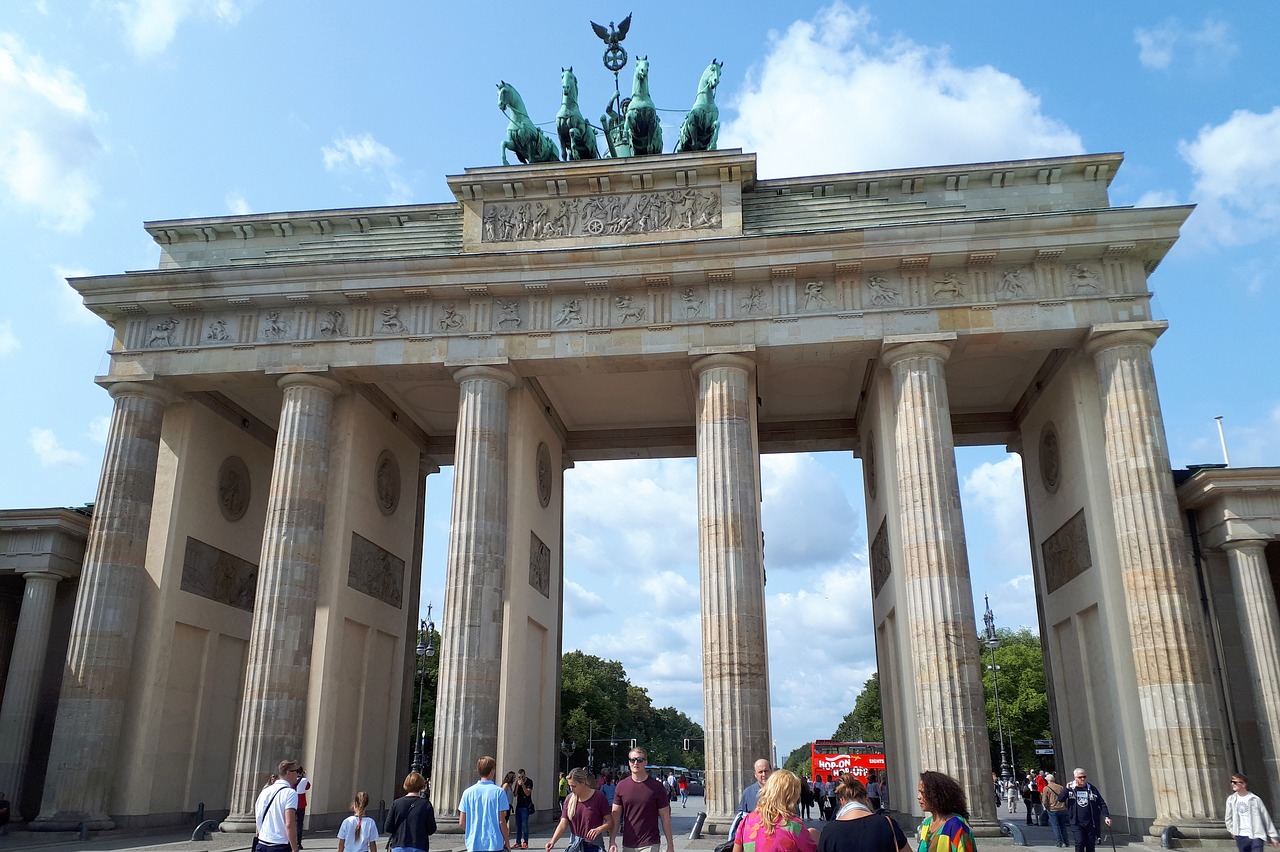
left=191, top=819, right=221, bottom=841
left=197, top=801, right=206, bottom=824
left=79, top=821, right=89, bottom=841
left=689, top=812, right=706, bottom=840
left=380, top=799, right=387, bottom=831
left=999, top=821, right=1027, bottom=846
left=1161, top=825, right=1180, bottom=849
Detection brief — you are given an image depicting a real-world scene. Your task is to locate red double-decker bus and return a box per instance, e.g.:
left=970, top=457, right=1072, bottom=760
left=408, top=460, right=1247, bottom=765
left=811, top=740, right=885, bottom=780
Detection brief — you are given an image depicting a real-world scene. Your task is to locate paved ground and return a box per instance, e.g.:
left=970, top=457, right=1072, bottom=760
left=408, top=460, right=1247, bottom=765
left=0, top=797, right=1135, bottom=852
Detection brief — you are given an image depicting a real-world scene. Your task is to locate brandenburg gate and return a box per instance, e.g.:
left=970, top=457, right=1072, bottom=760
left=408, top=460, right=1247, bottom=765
left=23, top=147, right=1235, bottom=840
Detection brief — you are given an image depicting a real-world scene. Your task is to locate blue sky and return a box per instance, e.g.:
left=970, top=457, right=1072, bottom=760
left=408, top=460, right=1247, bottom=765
left=3, top=1, right=1279, bottom=761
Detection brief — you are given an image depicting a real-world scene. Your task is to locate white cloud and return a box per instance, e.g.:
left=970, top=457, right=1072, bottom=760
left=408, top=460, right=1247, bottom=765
left=226, top=191, right=251, bottom=215
left=1134, top=189, right=1180, bottom=209
left=565, top=579, right=609, bottom=618
left=117, top=0, right=254, bottom=57
left=0, top=35, right=101, bottom=231
left=762, top=453, right=857, bottom=570
left=87, top=414, right=112, bottom=444
left=1179, top=107, right=1280, bottom=246
left=0, top=320, right=18, bottom=356
left=52, top=266, right=100, bottom=326
left=639, top=571, right=699, bottom=615
left=29, top=427, right=85, bottom=466
left=1135, top=18, right=1237, bottom=72
left=322, top=132, right=412, bottom=204
left=721, top=3, right=1084, bottom=176
left=962, top=454, right=1033, bottom=582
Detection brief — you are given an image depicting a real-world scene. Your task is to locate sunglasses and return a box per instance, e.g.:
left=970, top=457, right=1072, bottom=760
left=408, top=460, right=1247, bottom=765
left=628, top=757, right=646, bottom=763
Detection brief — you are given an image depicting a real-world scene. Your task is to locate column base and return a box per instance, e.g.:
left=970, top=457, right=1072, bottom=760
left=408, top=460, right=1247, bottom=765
left=28, top=812, right=114, bottom=832
left=967, top=818, right=1007, bottom=838
left=433, top=811, right=463, bottom=834
left=701, top=812, right=738, bottom=836
left=219, top=813, right=258, bottom=834
left=1148, top=819, right=1233, bottom=844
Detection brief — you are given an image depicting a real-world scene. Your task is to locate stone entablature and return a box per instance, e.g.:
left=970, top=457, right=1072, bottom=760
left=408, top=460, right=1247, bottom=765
left=1177, top=466, right=1280, bottom=548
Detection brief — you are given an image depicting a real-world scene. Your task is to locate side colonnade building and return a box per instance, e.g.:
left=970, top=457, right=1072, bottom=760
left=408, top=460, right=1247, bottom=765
left=0, top=149, right=1276, bottom=839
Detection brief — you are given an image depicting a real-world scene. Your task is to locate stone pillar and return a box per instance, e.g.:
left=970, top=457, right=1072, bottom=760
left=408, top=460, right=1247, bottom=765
left=0, top=571, right=64, bottom=812
left=1222, top=538, right=1280, bottom=798
left=32, top=381, right=169, bottom=831
left=881, top=338, right=994, bottom=826
left=692, top=353, right=771, bottom=825
left=1086, top=324, right=1226, bottom=834
left=221, top=373, right=341, bottom=832
left=431, top=365, right=518, bottom=819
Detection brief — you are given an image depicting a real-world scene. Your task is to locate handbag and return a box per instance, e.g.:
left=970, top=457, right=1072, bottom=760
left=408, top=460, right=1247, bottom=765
left=567, top=837, right=600, bottom=852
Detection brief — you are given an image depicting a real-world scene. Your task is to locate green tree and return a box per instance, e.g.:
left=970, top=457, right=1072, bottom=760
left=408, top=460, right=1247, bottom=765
left=981, top=628, right=1051, bottom=776
left=783, top=742, right=813, bottom=777
left=833, top=673, right=884, bottom=743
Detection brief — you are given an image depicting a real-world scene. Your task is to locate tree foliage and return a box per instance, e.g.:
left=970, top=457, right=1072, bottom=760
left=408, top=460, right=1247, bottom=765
left=980, top=628, right=1051, bottom=776
left=833, top=673, right=884, bottom=743
left=558, top=651, right=704, bottom=771
left=782, top=742, right=813, bottom=777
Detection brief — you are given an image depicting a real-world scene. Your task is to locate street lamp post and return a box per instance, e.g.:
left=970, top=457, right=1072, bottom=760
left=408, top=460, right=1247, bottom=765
left=586, top=720, right=595, bottom=773
left=982, top=595, right=1011, bottom=788
left=561, top=739, right=575, bottom=774
left=411, top=603, right=436, bottom=775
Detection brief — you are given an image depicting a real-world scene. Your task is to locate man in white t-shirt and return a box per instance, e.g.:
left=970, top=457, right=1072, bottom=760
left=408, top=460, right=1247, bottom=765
left=255, top=759, right=301, bottom=852
left=1225, top=773, right=1279, bottom=852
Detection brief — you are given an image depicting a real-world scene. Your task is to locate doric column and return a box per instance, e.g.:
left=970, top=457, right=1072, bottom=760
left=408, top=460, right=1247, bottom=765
left=1222, top=538, right=1280, bottom=798
left=221, top=373, right=341, bottom=832
left=431, top=365, right=518, bottom=819
left=881, top=337, right=993, bottom=826
left=692, top=353, right=770, bottom=825
left=32, top=381, right=170, bottom=831
left=0, top=571, right=64, bottom=812
left=1086, top=324, right=1226, bottom=834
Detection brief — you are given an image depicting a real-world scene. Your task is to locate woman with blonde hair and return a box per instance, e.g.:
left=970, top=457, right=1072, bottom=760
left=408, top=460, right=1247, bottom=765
left=817, top=775, right=908, bottom=852
left=544, top=768, right=613, bottom=852
left=733, top=769, right=819, bottom=852
left=385, top=771, right=437, bottom=852
left=337, top=791, right=379, bottom=852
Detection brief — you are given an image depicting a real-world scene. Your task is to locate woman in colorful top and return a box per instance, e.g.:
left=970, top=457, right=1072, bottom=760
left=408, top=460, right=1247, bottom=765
left=916, top=772, right=974, bottom=852
left=818, top=775, right=909, bottom=852
left=733, top=770, right=819, bottom=852
left=545, top=768, right=613, bottom=852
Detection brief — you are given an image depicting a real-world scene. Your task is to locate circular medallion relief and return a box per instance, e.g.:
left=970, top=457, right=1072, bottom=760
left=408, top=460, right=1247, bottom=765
left=536, top=442, right=553, bottom=508
left=865, top=431, right=877, bottom=500
left=1039, top=423, right=1062, bottom=493
left=375, top=450, right=401, bottom=516
left=217, top=456, right=251, bottom=522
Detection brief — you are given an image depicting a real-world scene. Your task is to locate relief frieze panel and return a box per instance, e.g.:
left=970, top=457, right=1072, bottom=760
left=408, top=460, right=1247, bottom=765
left=870, top=520, right=891, bottom=597
left=1042, top=510, right=1091, bottom=594
left=481, top=188, right=722, bottom=243
left=348, top=532, right=405, bottom=608
left=180, top=536, right=258, bottom=612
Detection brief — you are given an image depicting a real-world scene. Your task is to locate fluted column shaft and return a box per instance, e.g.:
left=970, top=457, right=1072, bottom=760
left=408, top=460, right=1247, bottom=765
left=1223, top=539, right=1280, bottom=799
left=693, top=354, right=770, bottom=823
left=883, top=339, right=993, bottom=824
left=1086, top=326, right=1225, bottom=830
left=33, top=382, right=169, bottom=831
left=432, top=366, right=517, bottom=818
left=221, top=373, right=341, bottom=832
left=0, top=572, right=63, bottom=813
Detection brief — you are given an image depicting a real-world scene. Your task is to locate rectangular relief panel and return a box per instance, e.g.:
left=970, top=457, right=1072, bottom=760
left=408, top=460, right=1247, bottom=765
left=871, top=520, right=891, bottom=597
left=1042, top=510, right=1091, bottom=594
left=348, top=532, right=405, bottom=608
left=529, top=531, right=551, bottom=599
left=180, top=537, right=258, bottom=612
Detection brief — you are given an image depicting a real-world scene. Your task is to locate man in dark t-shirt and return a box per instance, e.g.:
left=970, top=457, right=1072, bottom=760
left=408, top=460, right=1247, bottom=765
left=610, top=747, right=674, bottom=852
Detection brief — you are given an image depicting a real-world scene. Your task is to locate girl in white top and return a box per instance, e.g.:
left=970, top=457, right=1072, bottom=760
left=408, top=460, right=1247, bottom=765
left=338, top=791, right=379, bottom=852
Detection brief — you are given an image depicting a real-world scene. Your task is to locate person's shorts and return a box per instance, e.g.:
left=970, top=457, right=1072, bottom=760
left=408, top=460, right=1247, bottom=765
left=624, top=845, right=659, bottom=852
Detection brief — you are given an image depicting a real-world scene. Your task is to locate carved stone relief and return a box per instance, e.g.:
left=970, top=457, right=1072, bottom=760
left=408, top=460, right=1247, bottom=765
left=437, top=302, right=465, bottom=331
left=217, top=455, right=251, bottom=522
left=870, top=519, right=891, bottom=597
left=147, top=317, right=179, bottom=348
left=379, top=304, right=407, bottom=334
left=348, top=532, right=404, bottom=607
left=616, top=294, right=646, bottom=324
left=1039, top=423, right=1062, bottom=493
left=181, top=537, right=258, bottom=612
left=555, top=299, right=585, bottom=326
left=206, top=318, right=232, bottom=342
left=933, top=272, right=966, bottom=300
left=679, top=288, right=704, bottom=318
left=497, top=300, right=522, bottom=329
left=481, top=188, right=722, bottom=243
left=1042, top=510, right=1091, bottom=594
left=536, top=442, right=553, bottom=508
left=529, top=531, right=551, bottom=598
left=261, top=310, right=290, bottom=340
left=867, top=276, right=901, bottom=307
left=375, top=450, right=400, bottom=515
left=740, top=287, right=768, bottom=314
left=999, top=267, right=1032, bottom=298
left=319, top=309, right=348, bottom=337
left=803, top=282, right=834, bottom=310
left=1069, top=264, right=1103, bottom=294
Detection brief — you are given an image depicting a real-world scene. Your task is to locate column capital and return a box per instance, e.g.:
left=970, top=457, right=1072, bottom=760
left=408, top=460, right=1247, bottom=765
left=1084, top=321, right=1168, bottom=357
left=105, top=380, right=175, bottom=405
left=451, top=364, right=520, bottom=388
left=691, top=351, right=755, bottom=377
left=275, top=372, right=342, bottom=395
left=1221, top=537, right=1271, bottom=554
left=881, top=333, right=956, bottom=369
left=20, top=569, right=68, bottom=584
